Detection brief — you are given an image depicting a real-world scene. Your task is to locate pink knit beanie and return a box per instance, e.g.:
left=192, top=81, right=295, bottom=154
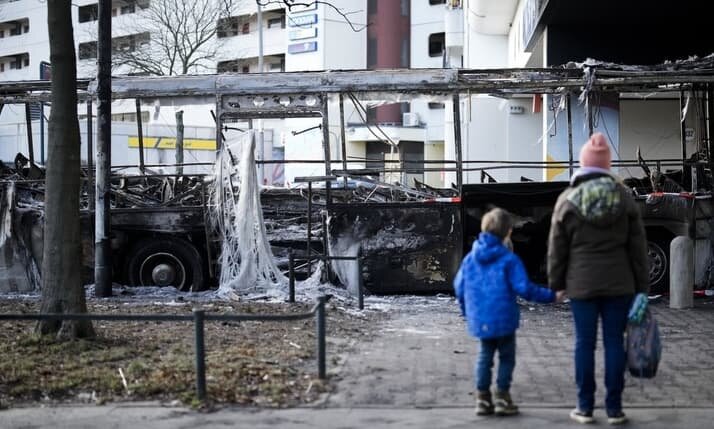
left=579, top=132, right=611, bottom=170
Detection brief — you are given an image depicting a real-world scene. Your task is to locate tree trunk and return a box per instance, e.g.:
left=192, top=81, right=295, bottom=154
left=36, top=0, right=95, bottom=339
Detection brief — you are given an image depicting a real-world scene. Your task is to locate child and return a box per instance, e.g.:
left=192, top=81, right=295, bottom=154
left=454, top=208, right=564, bottom=416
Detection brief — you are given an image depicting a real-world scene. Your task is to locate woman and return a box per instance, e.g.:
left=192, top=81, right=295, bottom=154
left=548, top=133, right=649, bottom=425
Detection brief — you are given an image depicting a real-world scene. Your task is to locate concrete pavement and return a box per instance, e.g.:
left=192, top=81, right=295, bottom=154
left=2, top=404, right=714, bottom=428
left=2, top=295, right=713, bottom=428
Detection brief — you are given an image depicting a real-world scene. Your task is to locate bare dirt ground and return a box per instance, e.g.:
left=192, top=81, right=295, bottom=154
left=0, top=288, right=383, bottom=409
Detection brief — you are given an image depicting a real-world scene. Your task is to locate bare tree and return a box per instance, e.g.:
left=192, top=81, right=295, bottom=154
left=37, top=0, right=95, bottom=338
left=115, top=0, right=239, bottom=75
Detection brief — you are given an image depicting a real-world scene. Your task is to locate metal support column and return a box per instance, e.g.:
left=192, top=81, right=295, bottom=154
left=39, top=103, right=45, bottom=164
left=176, top=110, right=184, bottom=176
left=135, top=98, right=145, bottom=173
left=87, top=99, right=94, bottom=211
left=193, top=309, right=206, bottom=401
left=95, top=0, right=112, bottom=297
left=339, top=93, right=347, bottom=188
left=566, top=94, right=574, bottom=177
left=452, top=93, right=463, bottom=194
left=705, top=83, right=714, bottom=175
left=321, top=95, right=331, bottom=205
left=316, top=296, right=327, bottom=379
left=24, top=103, right=35, bottom=165
left=680, top=90, right=690, bottom=190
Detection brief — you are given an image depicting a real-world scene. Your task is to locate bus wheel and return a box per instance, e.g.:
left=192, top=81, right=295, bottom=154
left=126, top=237, right=204, bottom=292
left=646, top=235, right=670, bottom=295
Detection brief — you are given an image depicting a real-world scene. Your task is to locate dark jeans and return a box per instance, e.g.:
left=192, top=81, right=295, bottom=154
left=570, top=295, right=632, bottom=413
left=475, top=334, right=516, bottom=392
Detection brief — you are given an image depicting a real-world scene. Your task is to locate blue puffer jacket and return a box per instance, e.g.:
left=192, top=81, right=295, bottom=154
left=454, top=232, right=555, bottom=339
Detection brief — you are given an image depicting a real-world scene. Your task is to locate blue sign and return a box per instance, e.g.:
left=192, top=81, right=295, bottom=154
left=288, top=41, right=318, bottom=54
left=288, top=14, right=317, bottom=27
left=289, top=27, right=317, bottom=41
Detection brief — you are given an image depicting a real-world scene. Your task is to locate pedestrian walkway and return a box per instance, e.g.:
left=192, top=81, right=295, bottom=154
left=2, top=295, right=713, bottom=428
left=326, top=295, right=714, bottom=408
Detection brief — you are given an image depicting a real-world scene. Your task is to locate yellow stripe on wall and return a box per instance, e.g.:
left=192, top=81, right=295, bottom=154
left=128, top=137, right=216, bottom=151
left=545, top=154, right=567, bottom=181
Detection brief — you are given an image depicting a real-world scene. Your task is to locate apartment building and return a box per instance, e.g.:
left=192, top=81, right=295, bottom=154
left=0, top=0, right=465, bottom=188
left=453, top=0, right=712, bottom=184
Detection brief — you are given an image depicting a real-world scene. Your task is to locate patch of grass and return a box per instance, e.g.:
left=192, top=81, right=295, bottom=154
left=0, top=299, right=378, bottom=407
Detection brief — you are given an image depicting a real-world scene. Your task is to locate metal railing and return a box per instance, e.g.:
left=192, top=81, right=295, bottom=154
left=0, top=296, right=329, bottom=402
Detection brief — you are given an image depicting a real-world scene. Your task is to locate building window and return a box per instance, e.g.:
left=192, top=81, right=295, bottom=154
left=401, top=0, right=409, bottom=16
left=367, top=37, right=377, bottom=68
left=110, top=111, right=150, bottom=123
left=429, top=0, right=446, bottom=4
left=121, top=3, right=135, bottom=14
left=0, top=31, right=4, bottom=38
left=0, top=63, right=4, bottom=72
left=401, top=37, right=409, bottom=67
left=78, top=41, right=98, bottom=59
left=78, top=4, right=99, bottom=22
left=23, top=57, right=29, bottom=67
left=428, top=102, right=445, bottom=109
left=242, top=66, right=249, bottom=73
left=217, top=16, right=241, bottom=38
left=267, top=16, right=285, bottom=29
left=242, top=22, right=250, bottom=34
left=428, top=32, right=445, bottom=57
left=23, top=24, right=29, bottom=33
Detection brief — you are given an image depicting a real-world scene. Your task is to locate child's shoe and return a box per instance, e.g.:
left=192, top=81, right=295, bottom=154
left=607, top=410, right=627, bottom=425
left=475, top=390, right=494, bottom=415
left=569, top=408, right=595, bottom=424
left=494, top=390, right=519, bottom=416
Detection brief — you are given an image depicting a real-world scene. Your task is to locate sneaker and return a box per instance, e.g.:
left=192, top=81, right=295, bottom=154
left=569, top=408, right=595, bottom=424
left=607, top=410, right=628, bottom=425
left=475, top=391, right=494, bottom=416
left=494, top=390, right=519, bottom=416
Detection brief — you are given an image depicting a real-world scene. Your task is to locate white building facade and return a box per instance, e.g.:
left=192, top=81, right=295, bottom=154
left=0, top=0, right=467, bottom=188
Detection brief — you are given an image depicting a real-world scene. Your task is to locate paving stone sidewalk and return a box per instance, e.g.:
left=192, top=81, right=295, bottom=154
left=325, top=295, right=714, bottom=409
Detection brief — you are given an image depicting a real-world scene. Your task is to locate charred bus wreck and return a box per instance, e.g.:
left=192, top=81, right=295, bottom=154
left=1, top=59, right=713, bottom=296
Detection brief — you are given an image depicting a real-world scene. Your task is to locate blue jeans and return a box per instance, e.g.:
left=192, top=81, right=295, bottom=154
left=570, top=295, right=632, bottom=413
left=475, top=334, right=516, bottom=392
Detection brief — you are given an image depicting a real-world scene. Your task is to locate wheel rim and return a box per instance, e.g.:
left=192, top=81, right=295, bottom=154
left=647, top=241, right=667, bottom=286
left=138, top=252, right=187, bottom=288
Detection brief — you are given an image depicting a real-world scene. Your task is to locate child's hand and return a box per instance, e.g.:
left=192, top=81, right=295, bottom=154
left=555, top=290, right=568, bottom=303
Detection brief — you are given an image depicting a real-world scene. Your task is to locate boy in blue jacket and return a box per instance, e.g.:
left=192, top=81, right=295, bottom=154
left=454, top=208, right=564, bottom=416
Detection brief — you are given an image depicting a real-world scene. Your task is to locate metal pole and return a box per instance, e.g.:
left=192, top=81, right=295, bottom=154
left=257, top=4, right=265, bottom=185
left=316, top=296, right=326, bottom=379
left=339, top=93, right=347, bottom=188
left=288, top=249, right=295, bottom=303
left=321, top=95, right=331, bottom=205
left=707, top=85, right=714, bottom=175
left=87, top=99, right=94, bottom=211
left=193, top=308, right=207, bottom=401
left=586, top=93, right=594, bottom=136
left=306, top=182, right=312, bottom=277
left=452, top=93, right=462, bottom=194
left=39, top=103, right=45, bottom=164
left=680, top=90, right=690, bottom=190
left=176, top=110, right=184, bottom=176
left=135, top=98, right=145, bottom=173
left=357, top=250, right=364, bottom=310
left=95, top=0, right=112, bottom=298
left=321, top=211, right=330, bottom=283
left=257, top=4, right=263, bottom=72
left=566, top=94, right=574, bottom=177
left=24, top=103, right=34, bottom=165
